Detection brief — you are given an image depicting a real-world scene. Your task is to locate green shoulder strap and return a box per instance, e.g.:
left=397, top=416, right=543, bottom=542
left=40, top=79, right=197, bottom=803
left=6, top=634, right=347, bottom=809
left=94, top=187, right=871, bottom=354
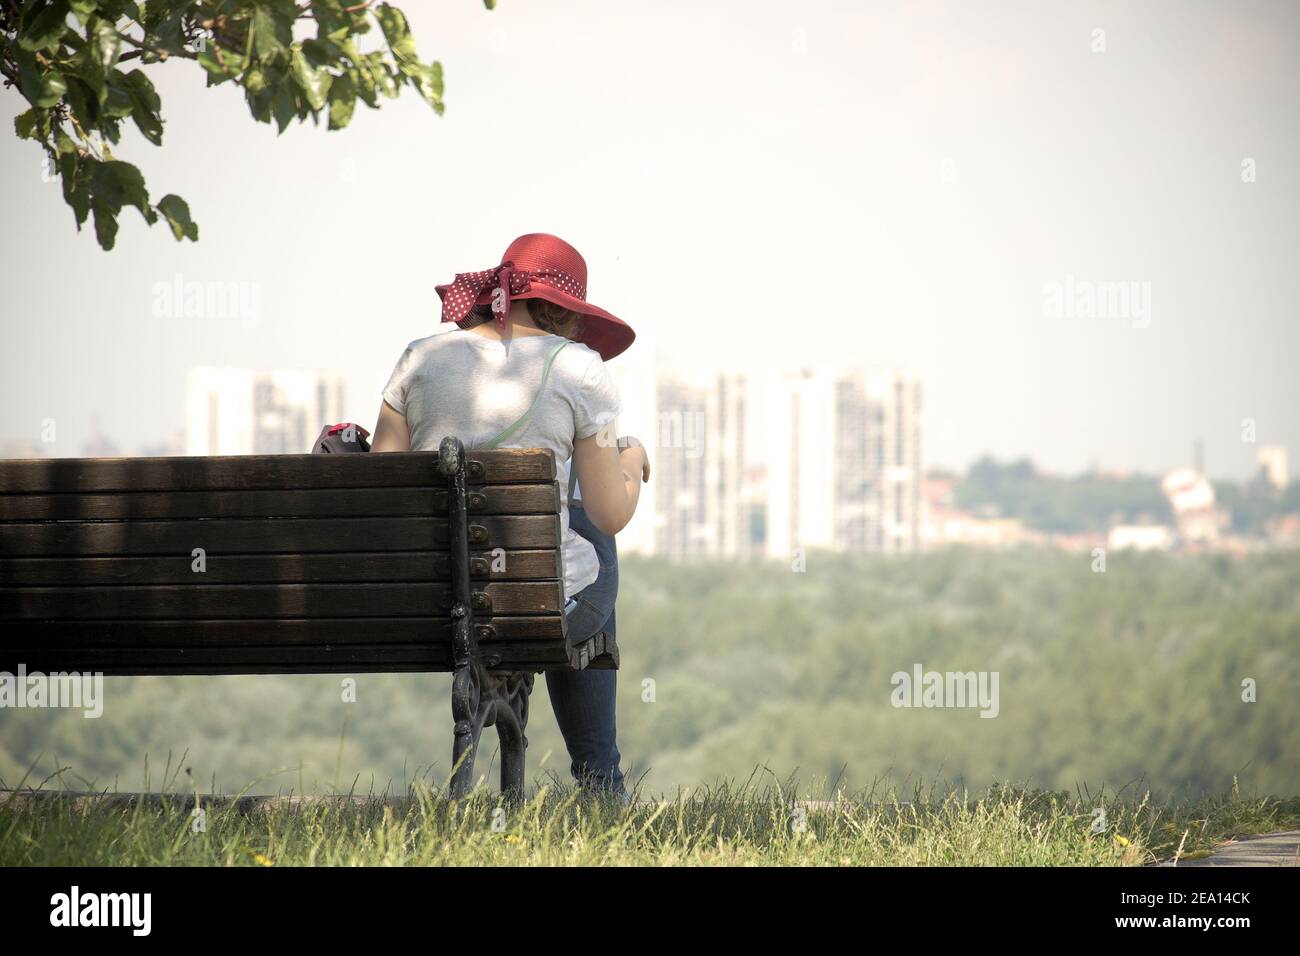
left=481, top=339, right=570, bottom=450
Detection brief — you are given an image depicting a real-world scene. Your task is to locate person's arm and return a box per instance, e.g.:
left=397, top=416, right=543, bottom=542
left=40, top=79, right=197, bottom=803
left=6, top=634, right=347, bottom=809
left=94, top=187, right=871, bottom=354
left=573, top=430, right=647, bottom=536
left=374, top=341, right=419, bottom=452
left=371, top=399, right=411, bottom=452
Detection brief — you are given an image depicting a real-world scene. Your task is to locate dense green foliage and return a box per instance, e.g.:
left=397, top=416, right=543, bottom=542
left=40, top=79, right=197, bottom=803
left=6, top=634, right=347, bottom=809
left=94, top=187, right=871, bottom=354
left=1216, top=478, right=1300, bottom=535
left=1, top=0, right=451, bottom=248
left=955, top=455, right=1300, bottom=534
left=2, top=549, right=1296, bottom=803
left=955, top=457, right=1173, bottom=531
left=5, top=781, right=1297, bottom=866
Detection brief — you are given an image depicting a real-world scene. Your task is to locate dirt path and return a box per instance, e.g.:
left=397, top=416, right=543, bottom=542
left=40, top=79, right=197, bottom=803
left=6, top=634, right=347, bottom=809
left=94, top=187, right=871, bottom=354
left=1173, top=830, right=1300, bottom=867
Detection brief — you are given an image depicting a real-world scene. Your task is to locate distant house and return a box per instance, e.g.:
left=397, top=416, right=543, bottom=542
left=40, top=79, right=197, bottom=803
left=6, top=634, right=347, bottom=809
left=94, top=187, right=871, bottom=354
left=1267, top=513, right=1300, bottom=548
left=919, top=477, right=1047, bottom=549
left=1160, top=467, right=1230, bottom=547
left=1107, top=524, right=1175, bottom=551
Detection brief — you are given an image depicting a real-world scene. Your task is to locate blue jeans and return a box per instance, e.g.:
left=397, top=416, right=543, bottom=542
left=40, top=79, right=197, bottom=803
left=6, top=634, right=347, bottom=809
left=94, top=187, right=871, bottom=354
left=545, top=504, right=624, bottom=795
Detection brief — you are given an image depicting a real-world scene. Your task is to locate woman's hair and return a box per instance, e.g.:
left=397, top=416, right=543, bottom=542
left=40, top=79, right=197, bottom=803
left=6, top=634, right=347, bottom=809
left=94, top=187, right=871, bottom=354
left=461, top=299, right=586, bottom=341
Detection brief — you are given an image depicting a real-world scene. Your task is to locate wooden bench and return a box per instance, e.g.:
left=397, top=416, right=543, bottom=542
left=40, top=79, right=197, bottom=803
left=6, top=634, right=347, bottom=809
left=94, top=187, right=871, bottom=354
left=0, top=436, right=618, bottom=796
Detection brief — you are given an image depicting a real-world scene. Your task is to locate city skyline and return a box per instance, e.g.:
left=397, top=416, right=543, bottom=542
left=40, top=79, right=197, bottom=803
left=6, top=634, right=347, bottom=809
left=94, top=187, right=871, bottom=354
left=6, top=352, right=1290, bottom=560
left=1, top=351, right=1280, bottom=488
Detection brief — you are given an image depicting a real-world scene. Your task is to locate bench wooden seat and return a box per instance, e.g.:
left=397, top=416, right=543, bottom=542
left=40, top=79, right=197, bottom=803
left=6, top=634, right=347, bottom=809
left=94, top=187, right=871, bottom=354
left=0, top=436, right=616, bottom=795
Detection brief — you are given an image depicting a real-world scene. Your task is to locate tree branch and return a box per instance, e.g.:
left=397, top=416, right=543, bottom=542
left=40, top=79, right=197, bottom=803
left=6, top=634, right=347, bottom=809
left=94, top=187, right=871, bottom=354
left=117, top=29, right=199, bottom=61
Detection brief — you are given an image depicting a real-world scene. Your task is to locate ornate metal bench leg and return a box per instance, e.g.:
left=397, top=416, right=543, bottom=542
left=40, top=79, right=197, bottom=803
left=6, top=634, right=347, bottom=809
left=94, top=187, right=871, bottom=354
left=493, top=671, right=533, bottom=797
left=449, top=605, right=480, bottom=799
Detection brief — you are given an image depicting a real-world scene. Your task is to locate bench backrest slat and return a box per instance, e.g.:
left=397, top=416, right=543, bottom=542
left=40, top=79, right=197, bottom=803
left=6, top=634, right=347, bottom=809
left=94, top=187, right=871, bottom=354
left=0, top=484, right=561, bottom=521
left=0, top=514, right=560, bottom=554
left=0, top=549, right=560, bottom=586
left=0, top=448, right=554, bottom=492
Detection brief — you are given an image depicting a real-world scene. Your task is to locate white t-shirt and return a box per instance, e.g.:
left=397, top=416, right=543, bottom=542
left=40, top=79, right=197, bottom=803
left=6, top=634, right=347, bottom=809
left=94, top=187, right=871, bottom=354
left=382, top=328, right=621, bottom=599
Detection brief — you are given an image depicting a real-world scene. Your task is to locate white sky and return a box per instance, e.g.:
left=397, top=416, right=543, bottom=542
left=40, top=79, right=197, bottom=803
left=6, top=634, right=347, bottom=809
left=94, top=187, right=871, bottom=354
left=1, top=0, right=1297, bottom=478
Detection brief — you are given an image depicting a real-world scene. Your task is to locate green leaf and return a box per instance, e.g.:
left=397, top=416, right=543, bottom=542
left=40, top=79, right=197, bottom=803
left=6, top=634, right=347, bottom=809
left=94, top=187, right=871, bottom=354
left=405, top=61, right=444, bottom=111
left=53, top=127, right=77, bottom=155
left=19, top=0, right=72, bottom=53
left=92, top=197, right=120, bottom=249
left=14, top=44, right=46, bottom=106
left=140, top=1, right=186, bottom=54
left=291, top=48, right=331, bottom=111
left=301, top=38, right=338, bottom=68
left=121, top=68, right=160, bottom=113
left=103, top=78, right=135, bottom=118
left=244, top=65, right=267, bottom=95
left=68, top=45, right=108, bottom=103
left=375, top=4, right=417, bottom=64
left=63, top=75, right=98, bottom=127
left=86, top=157, right=145, bottom=249
left=328, top=72, right=356, bottom=130
left=121, top=69, right=164, bottom=145
left=271, top=84, right=297, bottom=133
left=69, top=0, right=99, bottom=25
left=370, top=56, right=398, bottom=98
left=197, top=43, right=246, bottom=83
left=157, top=194, right=198, bottom=242
left=66, top=158, right=93, bottom=227
left=91, top=158, right=150, bottom=217
left=89, top=16, right=122, bottom=69
left=246, top=85, right=273, bottom=124
left=14, top=109, right=41, bottom=140
left=57, top=148, right=81, bottom=207
left=252, top=4, right=290, bottom=62
left=313, top=1, right=352, bottom=46
left=351, top=63, right=378, bottom=109
left=34, top=71, right=69, bottom=108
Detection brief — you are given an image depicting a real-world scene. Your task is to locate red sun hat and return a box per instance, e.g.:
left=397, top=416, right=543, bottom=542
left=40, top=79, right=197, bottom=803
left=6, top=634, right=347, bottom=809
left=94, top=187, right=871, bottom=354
left=435, top=233, right=635, bottom=361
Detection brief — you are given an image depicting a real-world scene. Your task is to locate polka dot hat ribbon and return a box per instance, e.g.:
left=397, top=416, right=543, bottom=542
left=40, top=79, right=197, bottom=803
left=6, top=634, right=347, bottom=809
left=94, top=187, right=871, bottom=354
left=439, top=260, right=588, bottom=331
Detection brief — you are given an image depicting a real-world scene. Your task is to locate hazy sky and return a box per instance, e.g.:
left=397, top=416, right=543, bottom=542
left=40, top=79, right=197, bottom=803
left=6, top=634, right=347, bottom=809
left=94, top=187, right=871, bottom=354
left=1, top=0, right=1297, bottom=478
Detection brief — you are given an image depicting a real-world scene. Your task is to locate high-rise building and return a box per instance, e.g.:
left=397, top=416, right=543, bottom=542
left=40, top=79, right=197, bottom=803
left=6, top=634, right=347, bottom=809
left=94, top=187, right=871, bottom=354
left=841, top=370, right=923, bottom=553
left=185, top=367, right=347, bottom=456
left=654, top=376, right=710, bottom=557
left=653, top=371, right=750, bottom=558
left=186, top=368, right=254, bottom=456
left=761, top=368, right=923, bottom=557
left=761, top=369, right=836, bottom=559
left=705, top=372, right=750, bottom=557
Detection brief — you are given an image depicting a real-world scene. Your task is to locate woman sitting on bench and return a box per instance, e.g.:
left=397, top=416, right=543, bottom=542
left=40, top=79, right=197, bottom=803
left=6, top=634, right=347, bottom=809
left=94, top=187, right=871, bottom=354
left=370, top=233, right=648, bottom=799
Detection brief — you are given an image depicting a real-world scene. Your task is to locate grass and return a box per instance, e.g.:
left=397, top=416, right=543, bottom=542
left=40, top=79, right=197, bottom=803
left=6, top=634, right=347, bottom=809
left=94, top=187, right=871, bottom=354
left=3, top=766, right=1297, bottom=866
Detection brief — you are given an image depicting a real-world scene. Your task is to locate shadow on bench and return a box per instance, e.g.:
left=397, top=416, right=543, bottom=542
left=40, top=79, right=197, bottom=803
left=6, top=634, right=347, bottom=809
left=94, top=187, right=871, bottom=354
left=0, top=436, right=616, bottom=797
